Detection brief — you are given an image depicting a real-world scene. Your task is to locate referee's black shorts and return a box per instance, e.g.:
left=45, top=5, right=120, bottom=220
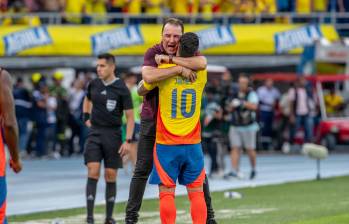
left=84, top=127, right=122, bottom=169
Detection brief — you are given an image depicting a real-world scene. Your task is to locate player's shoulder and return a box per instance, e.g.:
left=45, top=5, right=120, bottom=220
left=145, top=44, right=163, bottom=55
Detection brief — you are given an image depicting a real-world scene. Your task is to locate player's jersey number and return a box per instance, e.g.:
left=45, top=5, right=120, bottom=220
left=171, top=88, right=196, bottom=118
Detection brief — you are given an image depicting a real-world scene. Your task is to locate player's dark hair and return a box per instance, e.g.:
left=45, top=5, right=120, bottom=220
left=97, top=53, right=116, bottom=65
left=162, top=17, right=184, bottom=34
left=179, top=32, right=199, bottom=58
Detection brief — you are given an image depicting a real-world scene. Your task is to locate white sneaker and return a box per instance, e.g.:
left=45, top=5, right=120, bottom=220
left=282, top=142, right=291, bottom=154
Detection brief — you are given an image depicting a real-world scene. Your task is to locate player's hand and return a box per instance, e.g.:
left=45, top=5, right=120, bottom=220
left=85, top=120, right=92, bottom=128
left=118, top=142, right=131, bottom=158
left=155, top=54, right=169, bottom=65
left=181, top=67, right=197, bottom=82
left=10, top=158, right=22, bottom=174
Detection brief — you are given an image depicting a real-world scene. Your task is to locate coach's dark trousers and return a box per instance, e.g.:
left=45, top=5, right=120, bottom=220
left=125, top=120, right=215, bottom=223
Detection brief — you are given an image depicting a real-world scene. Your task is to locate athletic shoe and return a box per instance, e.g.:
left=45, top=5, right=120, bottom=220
left=206, top=218, right=217, bottom=224
left=86, top=217, right=94, bottom=224
left=224, top=171, right=244, bottom=179
left=250, top=170, right=257, bottom=180
left=104, top=218, right=116, bottom=224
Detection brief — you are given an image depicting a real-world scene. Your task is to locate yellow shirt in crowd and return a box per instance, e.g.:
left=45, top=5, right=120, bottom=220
left=296, top=0, right=312, bottom=13
left=64, top=0, right=87, bottom=23
left=145, top=0, right=163, bottom=14
left=324, top=93, right=344, bottom=115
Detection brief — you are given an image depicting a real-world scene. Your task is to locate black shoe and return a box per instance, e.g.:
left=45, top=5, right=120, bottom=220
left=86, top=217, right=94, bottom=224
left=207, top=218, right=217, bottom=224
left=104, top=218, right=116, bottom=224
left=250, top=170, right=256, bottom=180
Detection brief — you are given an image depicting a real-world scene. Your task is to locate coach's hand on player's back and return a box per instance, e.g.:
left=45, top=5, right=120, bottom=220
left=9, top=158, right=22, bottom=173
left=181, top=66, right=197, bottom=82
left=119, top=142, right=131, bottom=158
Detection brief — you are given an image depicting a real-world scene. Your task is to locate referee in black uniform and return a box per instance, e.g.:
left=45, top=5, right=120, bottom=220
left=83, top=53, right=134, bottom=224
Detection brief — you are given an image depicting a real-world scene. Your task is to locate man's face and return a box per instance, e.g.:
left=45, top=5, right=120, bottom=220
left=162, top=23, right=182, bottom=55
left=239, top=77, right=249, bottom=92
left=97, top=59, right=115, bottom=81
left=298, top=77, right=307, bottom=87
left=265, top=79, right=273, bottom=88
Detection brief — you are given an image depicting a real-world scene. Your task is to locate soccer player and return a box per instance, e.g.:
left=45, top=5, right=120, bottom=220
left=82, top=54, right=134, bottom=224
left=139, top=32, right=207, bottom=224
left=0, top=67, right=22, bottom=224
left=125, top=18, right=216, bottom=224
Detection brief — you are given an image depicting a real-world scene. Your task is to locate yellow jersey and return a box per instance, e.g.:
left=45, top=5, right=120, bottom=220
left=296, top=0, right=312, bottom=13
left=144, top=64, right=207, bottom=145
left=324, top=94, right=344, bottom=115
left=145, top=0, right=163, bottom=14
left=127, top=0, right=142, bottom=14
left=65, top=0, right=86, bottom=23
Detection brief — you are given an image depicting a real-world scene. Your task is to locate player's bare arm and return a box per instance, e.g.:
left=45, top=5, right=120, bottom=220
left=83, top=96, right=92, bottom=127
left=119, top=109, right=134, bottom=158
left=137, top=80, right=150, bottom=96
left=142, top=65, right=182, bottom=84
left=157, top=55, right=207, bottom=71
left=142, top=65, right=197, bottom=84
left=0, top=70, right=22, bottom=173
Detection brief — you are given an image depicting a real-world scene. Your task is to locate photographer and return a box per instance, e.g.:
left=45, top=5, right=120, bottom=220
left=224, top=75, right=259, bottom=180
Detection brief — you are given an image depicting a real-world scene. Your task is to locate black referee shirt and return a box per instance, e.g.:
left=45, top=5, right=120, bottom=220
left=86, top=77, right=133, bottom=128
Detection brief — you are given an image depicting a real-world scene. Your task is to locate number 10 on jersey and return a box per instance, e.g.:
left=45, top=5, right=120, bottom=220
left=171, top=88, right=196, bottom=118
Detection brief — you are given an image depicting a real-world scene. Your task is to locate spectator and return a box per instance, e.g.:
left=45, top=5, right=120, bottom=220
left=337, top=0, right=349, bottom=12
left=32, top=82, right=48, bottom=157
left=200, top=0, right=214, bottom=21
left=0, top=0, right=8, bottom=12
left=288, top=76, right=314, bottom=145
left=313, top=0, right=327, bottom=12
left=324, top=86, right=344, bottom=116
left=68, top=78, right=87, bottom=155
left=50, top=72, right=70, bottom=155
left=85, top=0, right=108, bottom=24
left=257, top=78, right=280, bottom=150
left=144, top=0, right=164, bottom=14
left=170, top=0, right=188, bottom=14
left=108, top=0, right=126, bottom=23
left=225, top=75, right=259, bottom=180
left=125, top=0, right=141, bottom=23
left=37, top=0, right=62, bottom=12
left=295, top=0, right=312, bottom=13
left=2, top=0, right=41, bottom=25
left=45, top=87, right=58, bottom=158
left=256, top=0, right=277, bottom=14
left=276, top=90, right=292, bottom=151
left=23, top=0, right=39, bottom=12
left=13, top=78, right=32, bottom=156
left=62, top=0, right=87, bottom=24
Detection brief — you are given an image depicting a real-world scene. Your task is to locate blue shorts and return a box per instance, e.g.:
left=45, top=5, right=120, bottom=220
left=0, top=176, right=7, bottom=224
left=149, top=143, right=205, bottom=188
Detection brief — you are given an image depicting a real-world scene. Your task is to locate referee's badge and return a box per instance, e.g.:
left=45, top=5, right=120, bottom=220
left=106, top=99, right=117, bottom=112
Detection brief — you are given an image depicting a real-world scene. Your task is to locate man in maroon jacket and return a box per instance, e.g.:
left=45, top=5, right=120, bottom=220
left=125, top=18, right=216, bottom=224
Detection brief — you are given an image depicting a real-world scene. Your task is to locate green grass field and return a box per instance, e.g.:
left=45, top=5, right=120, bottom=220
left=9, top=176, right=349, bottom=224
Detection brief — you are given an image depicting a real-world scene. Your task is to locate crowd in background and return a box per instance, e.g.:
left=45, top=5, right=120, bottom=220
left=13, top=69, right=347, bottom=179
left=1, top=0, right=349, bottom=25
left=13, top=71, right=93, bottom=159
left=201, top=71, right=346, bottom=178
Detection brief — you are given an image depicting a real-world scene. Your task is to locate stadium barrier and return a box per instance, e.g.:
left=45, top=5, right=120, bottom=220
left=0, top=24, right=338, bottom=56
